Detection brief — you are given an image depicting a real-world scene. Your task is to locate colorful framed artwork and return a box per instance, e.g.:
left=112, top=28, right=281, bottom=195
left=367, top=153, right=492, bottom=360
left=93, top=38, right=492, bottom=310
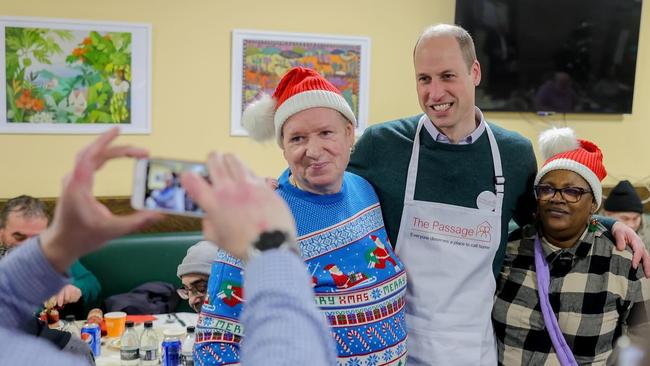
left=0, top=16, right=151, bottom=134
left=231, top=29, right=371, bottom=137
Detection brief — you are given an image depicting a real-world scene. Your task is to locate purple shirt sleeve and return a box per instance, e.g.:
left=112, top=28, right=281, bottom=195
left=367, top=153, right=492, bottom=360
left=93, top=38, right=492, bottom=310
left=240, top=249, right=337, bottom=366
left=0, top=237, right=69, bottom=329
left=0, top=237, right=89, bottom=365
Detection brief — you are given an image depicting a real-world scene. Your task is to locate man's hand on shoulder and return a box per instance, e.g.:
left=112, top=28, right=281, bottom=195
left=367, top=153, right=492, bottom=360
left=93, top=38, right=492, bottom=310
left=612, top=221, right=650, bottom=277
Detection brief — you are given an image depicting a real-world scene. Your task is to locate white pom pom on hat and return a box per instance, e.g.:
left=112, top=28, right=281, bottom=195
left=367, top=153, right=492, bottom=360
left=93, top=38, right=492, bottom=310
left=241, top=67, right=356, bottom=147
left=538, top=127, right=580, bottom=160
left=535, top=126, right=607, bottom=208
left=241, top=93, right=276, bottom=142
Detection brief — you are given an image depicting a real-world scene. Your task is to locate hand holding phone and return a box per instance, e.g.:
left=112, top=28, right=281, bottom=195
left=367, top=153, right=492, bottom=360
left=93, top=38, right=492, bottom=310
left=131, top=158, right=207, bottom=217
left=181, top=152, right=297, bottom=261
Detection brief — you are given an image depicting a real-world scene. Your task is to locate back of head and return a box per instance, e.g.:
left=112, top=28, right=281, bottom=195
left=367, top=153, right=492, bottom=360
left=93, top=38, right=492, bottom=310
left=414, top=23, right=477, bottom=71
left=604, top=180, right=643, bottom=213
left=0, top=195, right=49, bottom=228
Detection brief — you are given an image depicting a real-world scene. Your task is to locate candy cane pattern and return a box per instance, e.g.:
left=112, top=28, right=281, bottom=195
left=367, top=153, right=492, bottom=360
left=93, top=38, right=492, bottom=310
left=366, top=326, right=387, bottom=347
left=196, top=351, right=206, bottom=366
left=332, top=331, right=351, bottom=354
left=228, top=344, right=239, bottom=358
left=207, top=346, right=223, bottom=363
left=347, top=329, right=371, bottom=351
left=382, top=322, right=398, bottom=341
left=394, top=316, right=406, bottom=335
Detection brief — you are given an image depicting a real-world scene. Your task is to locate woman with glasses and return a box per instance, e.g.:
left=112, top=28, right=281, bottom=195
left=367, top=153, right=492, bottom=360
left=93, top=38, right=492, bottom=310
left=492, top=127, right=650, bottom=365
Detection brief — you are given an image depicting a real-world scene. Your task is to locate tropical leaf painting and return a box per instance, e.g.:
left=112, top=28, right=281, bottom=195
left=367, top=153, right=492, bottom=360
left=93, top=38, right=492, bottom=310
left=5, top=26, right=132, bottom=124
left=240, top=39, right=362, bottom=117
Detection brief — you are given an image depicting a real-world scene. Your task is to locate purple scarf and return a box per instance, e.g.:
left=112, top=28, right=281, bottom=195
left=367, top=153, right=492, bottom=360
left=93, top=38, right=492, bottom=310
left=534, top=234, right=578, bottom=366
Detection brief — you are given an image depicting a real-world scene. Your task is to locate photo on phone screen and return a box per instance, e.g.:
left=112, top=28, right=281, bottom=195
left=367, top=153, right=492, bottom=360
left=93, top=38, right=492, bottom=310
left=132, top=158, right=208, bottom=217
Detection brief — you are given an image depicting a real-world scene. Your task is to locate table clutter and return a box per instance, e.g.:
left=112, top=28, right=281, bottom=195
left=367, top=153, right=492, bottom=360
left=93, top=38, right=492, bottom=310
left=59, top=308, right=197, bottom=366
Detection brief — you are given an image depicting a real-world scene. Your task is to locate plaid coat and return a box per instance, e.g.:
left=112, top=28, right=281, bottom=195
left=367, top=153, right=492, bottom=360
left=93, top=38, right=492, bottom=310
left=493, top=221, right=650, bottom=365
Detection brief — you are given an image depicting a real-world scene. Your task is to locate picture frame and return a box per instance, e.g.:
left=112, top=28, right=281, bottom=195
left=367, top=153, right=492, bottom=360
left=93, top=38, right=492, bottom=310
left=0, top=16, right=151, bottom=134
left=231, top=29, right=371, bottom=137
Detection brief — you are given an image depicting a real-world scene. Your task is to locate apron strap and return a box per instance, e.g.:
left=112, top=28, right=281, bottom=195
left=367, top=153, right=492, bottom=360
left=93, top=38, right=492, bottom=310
left=403, top=116, right=427, bottom=201
left=410, top=116, right=505, bottom=214
left=534, top=235, right=578, bottom=366
left=484, top=124, right=505, bottom=213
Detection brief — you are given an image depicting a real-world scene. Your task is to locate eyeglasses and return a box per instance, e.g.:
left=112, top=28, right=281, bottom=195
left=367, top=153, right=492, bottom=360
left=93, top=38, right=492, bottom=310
left=534, top=184, right=592, bottom=203
left=176, top=280, right=207, bottom=300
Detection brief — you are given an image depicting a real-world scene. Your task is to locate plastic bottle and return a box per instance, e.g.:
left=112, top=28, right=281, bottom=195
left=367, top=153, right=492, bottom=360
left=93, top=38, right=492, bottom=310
left=62, top=315, right=81, bottom=338
left=120, top=321, right=139, bottom=365
left=180, top=326, right=195, bottom=366
left=140, top=321, right=160, bottom=365
left=161, top=328, right=182, bottom=366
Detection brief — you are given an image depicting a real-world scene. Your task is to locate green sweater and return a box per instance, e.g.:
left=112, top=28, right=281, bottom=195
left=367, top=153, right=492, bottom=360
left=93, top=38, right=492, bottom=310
left=348, top=115, right=538, bottom=275
left=70, top=260, right=101, bottom=311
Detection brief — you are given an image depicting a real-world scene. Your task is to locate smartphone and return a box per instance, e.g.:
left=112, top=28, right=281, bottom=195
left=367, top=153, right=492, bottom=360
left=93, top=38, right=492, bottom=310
left=131, top=158, right=208, bottom=217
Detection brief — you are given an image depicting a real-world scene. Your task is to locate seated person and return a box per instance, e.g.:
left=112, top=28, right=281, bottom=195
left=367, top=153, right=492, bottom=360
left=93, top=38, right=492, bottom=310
left=177, top=241, right=219, bottom=312
left=493, top=127, right=650, bottom=364
left=603, top=180, right=650, bottom=245
left=146, top=172, right=185, bottom=211
left=194, top=67, right=407, bottom=365
left=534, top=71, right=580, bottom=113
left=0, top=195, right=101, bottom=317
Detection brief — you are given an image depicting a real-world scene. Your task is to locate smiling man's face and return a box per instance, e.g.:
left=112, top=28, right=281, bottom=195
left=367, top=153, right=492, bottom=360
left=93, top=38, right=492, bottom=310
left=414, top=35, right=481, bottom=137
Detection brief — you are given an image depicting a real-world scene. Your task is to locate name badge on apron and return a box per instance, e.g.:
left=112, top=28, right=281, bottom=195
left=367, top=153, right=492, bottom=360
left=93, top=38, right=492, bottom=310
left=477, top=190, right=498, bottom=211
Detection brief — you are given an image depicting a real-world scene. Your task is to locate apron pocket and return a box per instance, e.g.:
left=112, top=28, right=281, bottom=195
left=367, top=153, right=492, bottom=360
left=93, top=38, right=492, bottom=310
left=406, top=313, right=482, bottom=366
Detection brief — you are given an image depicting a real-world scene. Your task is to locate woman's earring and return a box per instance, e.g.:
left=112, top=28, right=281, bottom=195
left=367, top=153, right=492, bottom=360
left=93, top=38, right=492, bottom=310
left=350, top=145, right=356, bottom=154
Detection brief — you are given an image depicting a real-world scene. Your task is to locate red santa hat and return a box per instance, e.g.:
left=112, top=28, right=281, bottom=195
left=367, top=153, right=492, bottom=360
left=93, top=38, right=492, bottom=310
left=324, top=263, right=337, bottom=271
left=241, top=67, right=356, bottom=147
left=535, top=127, right=607, bottom=208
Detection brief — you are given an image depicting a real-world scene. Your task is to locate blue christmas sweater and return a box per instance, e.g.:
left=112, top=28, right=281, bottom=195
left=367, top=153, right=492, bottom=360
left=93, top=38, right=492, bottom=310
left=194, top=170, right=408, bottom=366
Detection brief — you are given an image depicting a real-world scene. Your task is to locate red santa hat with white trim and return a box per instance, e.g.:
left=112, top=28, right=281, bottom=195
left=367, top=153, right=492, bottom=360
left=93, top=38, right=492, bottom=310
left=535, top=127, right=607, bottom=208
left=241, top=66, right=356, bottom=147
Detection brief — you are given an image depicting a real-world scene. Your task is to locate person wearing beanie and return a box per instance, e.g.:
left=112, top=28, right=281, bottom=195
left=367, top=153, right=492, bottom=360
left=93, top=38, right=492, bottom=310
left=493, top=127, right=650, bottom=365
left=176, top=240, right=219, bottom=312
left=195, top=67, right=407, bottom=366
left=604, top=180, right=650, bottom=245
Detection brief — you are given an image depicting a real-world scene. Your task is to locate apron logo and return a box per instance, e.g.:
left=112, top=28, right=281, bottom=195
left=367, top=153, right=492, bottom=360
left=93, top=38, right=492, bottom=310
left=476, top=221, right=492, bottom=240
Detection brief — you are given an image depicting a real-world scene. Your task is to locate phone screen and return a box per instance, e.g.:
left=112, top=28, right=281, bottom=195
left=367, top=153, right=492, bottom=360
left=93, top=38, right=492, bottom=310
left=141, top=159, right=208, bottom=216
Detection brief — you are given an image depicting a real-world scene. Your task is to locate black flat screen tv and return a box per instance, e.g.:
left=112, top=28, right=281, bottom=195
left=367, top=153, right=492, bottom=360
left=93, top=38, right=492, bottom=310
left=454, top=0, right=642, bottom=114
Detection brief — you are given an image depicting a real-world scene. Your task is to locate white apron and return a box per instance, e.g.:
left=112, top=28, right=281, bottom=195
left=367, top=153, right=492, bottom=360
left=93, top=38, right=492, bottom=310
left=396, top=115, right=503, bottom=366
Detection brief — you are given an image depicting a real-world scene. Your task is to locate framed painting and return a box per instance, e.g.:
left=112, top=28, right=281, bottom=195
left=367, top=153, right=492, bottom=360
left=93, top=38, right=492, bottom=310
left=0, top=16, right=151, bottom=134
left=231, top=29, right=371, bottom=137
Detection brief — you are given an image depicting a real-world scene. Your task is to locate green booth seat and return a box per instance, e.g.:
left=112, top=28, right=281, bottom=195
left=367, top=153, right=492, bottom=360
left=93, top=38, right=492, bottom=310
left=79, top=231, right=204, bottom=314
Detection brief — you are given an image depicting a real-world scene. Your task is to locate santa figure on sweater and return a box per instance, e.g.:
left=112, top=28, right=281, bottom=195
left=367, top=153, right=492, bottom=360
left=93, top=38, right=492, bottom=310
left=367, top=235, right=400, bottom=272
left=324, top=264, right=368, bottom=289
